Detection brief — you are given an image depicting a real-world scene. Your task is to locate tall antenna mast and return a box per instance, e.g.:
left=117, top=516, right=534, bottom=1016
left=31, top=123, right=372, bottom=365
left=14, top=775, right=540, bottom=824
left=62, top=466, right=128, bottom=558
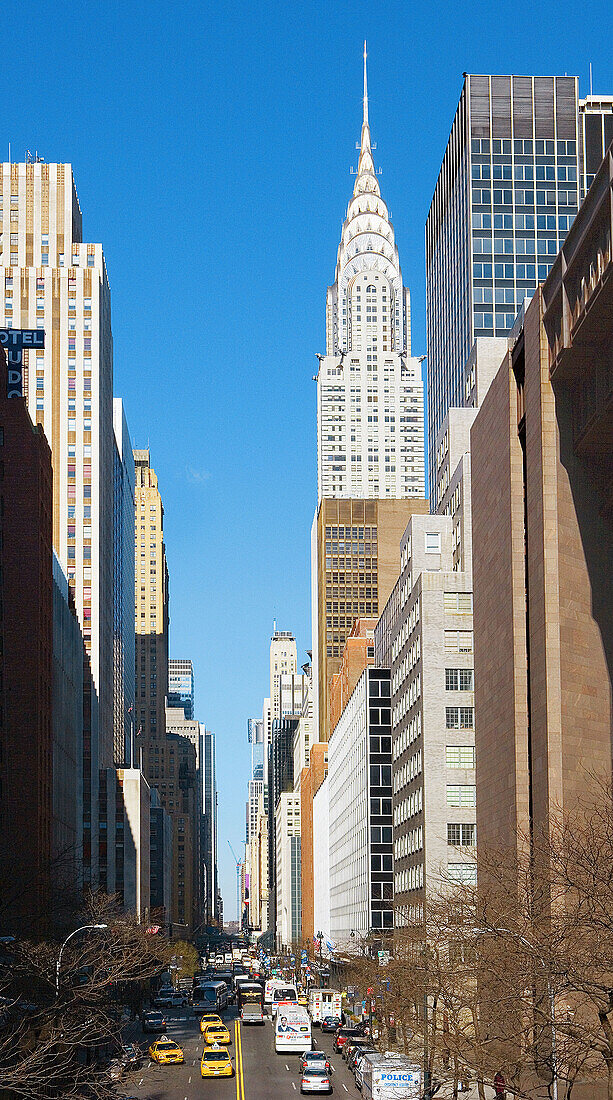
left=363, top=40, right=369, bottom=126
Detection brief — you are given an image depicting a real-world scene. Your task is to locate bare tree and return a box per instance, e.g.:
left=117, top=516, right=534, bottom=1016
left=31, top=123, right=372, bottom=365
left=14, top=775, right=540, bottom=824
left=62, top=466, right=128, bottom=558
left=0, top=892, right=170, bottom=1099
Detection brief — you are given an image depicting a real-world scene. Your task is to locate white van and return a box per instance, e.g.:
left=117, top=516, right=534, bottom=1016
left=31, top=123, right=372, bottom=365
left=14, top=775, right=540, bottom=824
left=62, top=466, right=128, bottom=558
left=264, top=978, right=283, bottom=1008
left=271, top=984, right=298, bottom=1017
left=275, top=1006, right=311, bottom=1054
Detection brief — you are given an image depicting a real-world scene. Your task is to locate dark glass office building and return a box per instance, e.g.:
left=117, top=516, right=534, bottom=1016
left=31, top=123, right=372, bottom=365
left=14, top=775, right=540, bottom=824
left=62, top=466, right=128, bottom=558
left=426, top=74, right=613, bottom=505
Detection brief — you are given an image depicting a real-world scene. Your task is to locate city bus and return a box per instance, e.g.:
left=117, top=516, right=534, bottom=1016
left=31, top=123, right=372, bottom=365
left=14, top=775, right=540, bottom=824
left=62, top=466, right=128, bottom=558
left=237, top=981, right=264, bottom=1024
left=192, top=980, right=229, bottom=1015
left=275, top=1006, right=311, bottom=1053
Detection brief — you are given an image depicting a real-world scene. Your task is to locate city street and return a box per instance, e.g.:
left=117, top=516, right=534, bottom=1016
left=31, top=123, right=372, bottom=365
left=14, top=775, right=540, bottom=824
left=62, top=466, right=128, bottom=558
left=121, top=1006, right=360, bottom=1100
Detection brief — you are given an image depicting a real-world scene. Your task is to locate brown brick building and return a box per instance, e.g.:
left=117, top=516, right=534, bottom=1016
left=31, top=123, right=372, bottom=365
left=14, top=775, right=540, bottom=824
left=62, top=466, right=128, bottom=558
left=300, top=742, right=328, bottom=947
left=471, top=145, right=613, bottom=863
left=0, top=345, right=54, bottom=934
left=329, top=617, right=376, bottom=736
left=312, top=498, right=428, bottom=744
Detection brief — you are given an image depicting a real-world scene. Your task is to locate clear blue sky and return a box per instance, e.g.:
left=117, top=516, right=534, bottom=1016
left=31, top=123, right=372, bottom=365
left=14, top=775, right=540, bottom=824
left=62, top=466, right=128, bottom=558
left=8, top=0, right=613, bottom=918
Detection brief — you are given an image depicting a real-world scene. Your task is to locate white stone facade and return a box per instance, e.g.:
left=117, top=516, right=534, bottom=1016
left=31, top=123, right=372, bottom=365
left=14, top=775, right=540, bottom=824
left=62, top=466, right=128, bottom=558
left=316, top=54, right=425, bottom=502
left=375, top=514, right=476, bottom=921
left=275, top=792, right=301, bottom=949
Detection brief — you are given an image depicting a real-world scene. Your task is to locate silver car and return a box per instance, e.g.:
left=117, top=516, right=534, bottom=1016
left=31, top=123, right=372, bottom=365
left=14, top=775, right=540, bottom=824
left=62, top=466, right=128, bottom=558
left=301, top=1066, right=333, bottom=1094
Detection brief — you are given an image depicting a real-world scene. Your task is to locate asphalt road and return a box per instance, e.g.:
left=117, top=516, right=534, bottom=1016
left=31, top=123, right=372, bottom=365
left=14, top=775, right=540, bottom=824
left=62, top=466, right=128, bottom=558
left=118, top=1005, right=361, bottom=1100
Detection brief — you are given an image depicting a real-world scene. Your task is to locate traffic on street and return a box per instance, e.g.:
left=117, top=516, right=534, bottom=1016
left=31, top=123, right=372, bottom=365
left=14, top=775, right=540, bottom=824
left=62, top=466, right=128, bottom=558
left=113, top=947, right=421, bottom=1100
left=116, top=1003, right=366, bottom=1100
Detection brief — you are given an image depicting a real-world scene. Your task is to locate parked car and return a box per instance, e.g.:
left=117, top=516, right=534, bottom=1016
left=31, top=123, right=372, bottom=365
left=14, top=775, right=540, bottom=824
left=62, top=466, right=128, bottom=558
left=333, top=1025, right=366, bottom=1053
left=142, top=1010, right=167, bottom=1033
left=120, top=1043, right=143, bottom=1070
left=321, top=1015, right=341, bottom=1033
left=108, top=1059, right=125, bottom=1081
left=349, top=1045, right=376, bottom=1074
left=343, top=1036, right=373, bottom=1063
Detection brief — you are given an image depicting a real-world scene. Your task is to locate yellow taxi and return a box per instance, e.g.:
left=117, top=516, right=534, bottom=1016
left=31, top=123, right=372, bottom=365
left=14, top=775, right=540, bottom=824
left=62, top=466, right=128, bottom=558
left=199, top=1013, right=223, bottom=1033
left=298, top=992, right=309, bottom=1007
left=202, top=1022, right=231, bottom=1046
left=148, top=1036, right=185, bottom=1064
left=201, top=1042, right=234, bottom=1078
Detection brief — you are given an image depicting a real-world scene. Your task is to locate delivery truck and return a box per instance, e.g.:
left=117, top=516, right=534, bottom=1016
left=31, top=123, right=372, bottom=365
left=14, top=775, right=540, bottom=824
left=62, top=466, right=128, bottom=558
left=308, top=988, right=343, bottom=1025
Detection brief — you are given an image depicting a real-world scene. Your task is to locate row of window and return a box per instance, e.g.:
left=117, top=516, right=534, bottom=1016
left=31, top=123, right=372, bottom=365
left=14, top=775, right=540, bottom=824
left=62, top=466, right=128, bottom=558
left=472, top=212, right=574, bottom=231
left=472, top=187, right=577, bottom=207
left=471, top=138, right=576, bottom=157
left=472, top=163, right=576, bottom=182
left=396, top=864, right=424, bottom=893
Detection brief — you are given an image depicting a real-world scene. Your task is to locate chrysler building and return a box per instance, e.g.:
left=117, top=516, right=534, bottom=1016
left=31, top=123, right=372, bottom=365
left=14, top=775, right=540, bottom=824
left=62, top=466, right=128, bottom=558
left=316, top=46, right=425, bottom=501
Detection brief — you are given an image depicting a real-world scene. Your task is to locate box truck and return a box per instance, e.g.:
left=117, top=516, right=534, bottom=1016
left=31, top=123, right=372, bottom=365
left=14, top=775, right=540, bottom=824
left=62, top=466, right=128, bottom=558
left=308, top=988, right=343, bottom=1025
left=361, top=1056, right=422, bottom=1100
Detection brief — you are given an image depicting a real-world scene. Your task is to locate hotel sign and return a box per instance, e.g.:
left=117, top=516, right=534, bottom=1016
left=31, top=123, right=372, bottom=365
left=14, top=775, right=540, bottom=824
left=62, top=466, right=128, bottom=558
left=0, top=329, right=45, bottom=397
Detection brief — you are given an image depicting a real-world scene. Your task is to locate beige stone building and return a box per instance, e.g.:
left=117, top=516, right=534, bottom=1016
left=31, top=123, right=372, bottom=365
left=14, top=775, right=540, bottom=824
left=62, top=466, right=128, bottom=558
left=134, top=450, right=200, bottom=934
left=375, top=514, right=476, bottom=920
left=471, top=146, right=613, bottom=862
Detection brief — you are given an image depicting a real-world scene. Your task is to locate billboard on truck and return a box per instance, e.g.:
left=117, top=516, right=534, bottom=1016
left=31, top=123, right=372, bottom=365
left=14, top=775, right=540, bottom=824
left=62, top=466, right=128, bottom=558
left=361, top=1057, right=422, bottom=1100
left=275, top=1007, right=311, bottom=1053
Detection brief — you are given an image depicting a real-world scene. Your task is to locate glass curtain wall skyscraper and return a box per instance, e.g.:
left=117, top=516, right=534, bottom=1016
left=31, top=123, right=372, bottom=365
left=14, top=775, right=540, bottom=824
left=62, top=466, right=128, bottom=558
left=426, top=74, right=613, bottom=507
left=168, top=658, right=195, bottom=719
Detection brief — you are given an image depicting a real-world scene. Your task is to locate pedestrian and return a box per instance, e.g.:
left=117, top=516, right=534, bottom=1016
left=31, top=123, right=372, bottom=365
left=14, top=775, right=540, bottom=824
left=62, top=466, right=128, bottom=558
left=494, top=1069, right=506, bottom=1098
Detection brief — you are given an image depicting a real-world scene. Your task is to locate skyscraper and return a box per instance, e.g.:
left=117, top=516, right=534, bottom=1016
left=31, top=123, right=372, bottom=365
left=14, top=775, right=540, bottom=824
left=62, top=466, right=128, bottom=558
left=311, top=496, right=428, bottom=742
left=202, top=726, right=218, bottom=924
left=168, top=658, right=195, bottom=719
left=270, top=630, right=297, bottom=720
left=315, top=47, right=425, bottom=502
left=426, top=75, right=613, bottom=507
left=0, top=345, right=53, bottom=933
left=134, top=450, right=169, bottom=748
left=471, top=155, right=613, bottom=867
left=113, top=400, right=135, bottom=765
left=0, top=162, right=115, bottom=881
left=0, top=161, right=115, bottom=763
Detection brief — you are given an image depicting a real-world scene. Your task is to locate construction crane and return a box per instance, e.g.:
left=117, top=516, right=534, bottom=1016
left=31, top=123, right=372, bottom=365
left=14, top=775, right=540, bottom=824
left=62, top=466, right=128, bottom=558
left=227, top=840, right=243, bottom=929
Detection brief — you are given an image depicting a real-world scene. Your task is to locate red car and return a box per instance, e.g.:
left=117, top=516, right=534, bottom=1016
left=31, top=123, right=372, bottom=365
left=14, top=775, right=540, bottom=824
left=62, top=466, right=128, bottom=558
left=333, top=1026, right=366, bottom=1053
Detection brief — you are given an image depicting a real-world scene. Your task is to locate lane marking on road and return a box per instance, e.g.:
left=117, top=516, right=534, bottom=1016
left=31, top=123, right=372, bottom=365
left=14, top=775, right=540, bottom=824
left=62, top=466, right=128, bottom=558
left=235, top=1019, right=240, bottom=1100
left=188, top=1075, right=192, bottom=1083
left=235, top=1018, right=245, bottom=1100
left=292, top=1083, right=296, bottom=1091
left=138, top=1079, right=143, bottom=1086
left=343, top=1085, right=349, bottom=1092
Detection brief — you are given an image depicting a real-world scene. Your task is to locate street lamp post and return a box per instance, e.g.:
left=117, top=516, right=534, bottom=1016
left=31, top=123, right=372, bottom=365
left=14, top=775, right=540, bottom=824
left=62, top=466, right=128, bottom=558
left=55, top=924, right=108, bottom=996
left=473, top=926, right=558, bottom=1100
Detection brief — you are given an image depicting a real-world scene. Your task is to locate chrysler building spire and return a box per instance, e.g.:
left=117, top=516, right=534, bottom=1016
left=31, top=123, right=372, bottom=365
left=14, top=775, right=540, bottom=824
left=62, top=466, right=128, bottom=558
left=363, top=40, right=369, bottom=126
left=316, top=48, right=425, bottom=503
